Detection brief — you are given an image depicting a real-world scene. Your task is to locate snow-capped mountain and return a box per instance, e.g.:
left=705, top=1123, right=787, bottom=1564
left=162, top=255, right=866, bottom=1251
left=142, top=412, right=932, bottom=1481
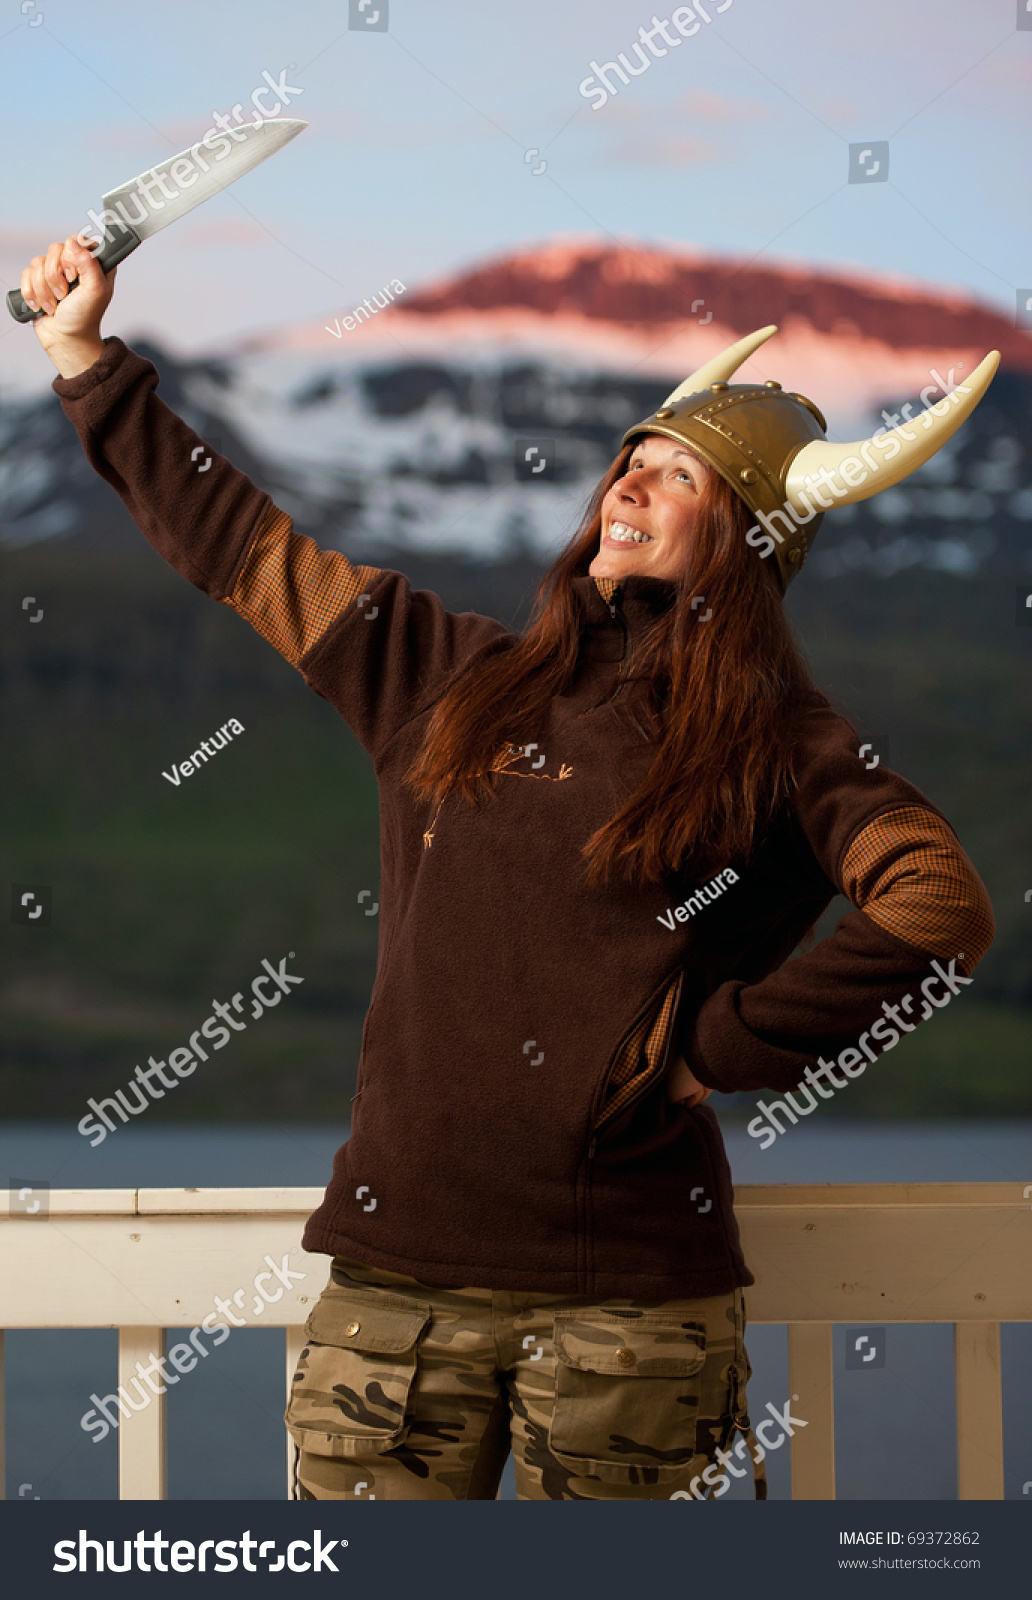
left=4, top=240, right=1032, bottom=576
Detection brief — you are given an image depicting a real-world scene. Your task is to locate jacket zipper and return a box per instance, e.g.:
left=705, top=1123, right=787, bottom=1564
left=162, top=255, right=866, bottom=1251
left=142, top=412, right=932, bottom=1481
left=575, top=593, right=633, bottom=722
left=604, top=597, right=632, bottom=704
left=580, top=970, right=686, bottom=1289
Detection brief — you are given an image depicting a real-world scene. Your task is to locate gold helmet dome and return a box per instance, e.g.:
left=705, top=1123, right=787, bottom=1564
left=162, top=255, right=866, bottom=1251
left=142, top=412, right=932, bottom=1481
left=622, top=325, right=1001, bottom=591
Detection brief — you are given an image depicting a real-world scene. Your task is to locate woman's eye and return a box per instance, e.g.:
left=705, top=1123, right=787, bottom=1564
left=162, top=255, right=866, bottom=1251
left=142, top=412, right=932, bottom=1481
left=622, top=463, right=694, bottom=482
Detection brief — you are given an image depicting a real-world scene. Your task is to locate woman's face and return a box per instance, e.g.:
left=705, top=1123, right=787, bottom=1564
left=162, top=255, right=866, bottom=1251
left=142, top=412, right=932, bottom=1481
left=589, top=434, right=713, bottom=582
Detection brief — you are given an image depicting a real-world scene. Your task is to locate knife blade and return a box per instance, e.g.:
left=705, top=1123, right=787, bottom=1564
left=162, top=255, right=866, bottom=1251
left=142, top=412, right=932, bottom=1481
left=8, top=116, right=307, bottom=323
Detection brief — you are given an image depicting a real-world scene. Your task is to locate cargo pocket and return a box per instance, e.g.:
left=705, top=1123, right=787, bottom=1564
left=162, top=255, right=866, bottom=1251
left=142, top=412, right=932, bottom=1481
left=284, top=1281, right=431, bottom=1459
left=548, top=1309, right=706, bottom=1486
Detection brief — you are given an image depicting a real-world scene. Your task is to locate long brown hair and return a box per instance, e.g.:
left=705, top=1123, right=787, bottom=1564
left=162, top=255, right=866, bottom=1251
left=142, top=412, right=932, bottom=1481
left=402, top=441, right=826, bottom=887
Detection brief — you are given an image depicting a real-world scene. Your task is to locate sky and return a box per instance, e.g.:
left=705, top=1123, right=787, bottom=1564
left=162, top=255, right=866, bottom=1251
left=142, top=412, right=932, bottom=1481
left=1, top=0, right=1031, bottom=393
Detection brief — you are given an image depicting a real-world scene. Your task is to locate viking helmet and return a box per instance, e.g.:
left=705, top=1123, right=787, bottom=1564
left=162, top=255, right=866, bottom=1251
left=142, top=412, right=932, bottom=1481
left=621, top=325, right=1000, bottom=591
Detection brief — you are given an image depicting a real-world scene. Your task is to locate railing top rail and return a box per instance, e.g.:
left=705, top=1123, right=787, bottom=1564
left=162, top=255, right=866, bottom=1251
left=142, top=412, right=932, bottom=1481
left=733, top=1182, right=1028, bottom=1208
left=2, top=1183, right=1029, bottom=1328
left=3, top=1181, right=1027, bottom=1220
left=2, top=1187, right=327, bottom=1218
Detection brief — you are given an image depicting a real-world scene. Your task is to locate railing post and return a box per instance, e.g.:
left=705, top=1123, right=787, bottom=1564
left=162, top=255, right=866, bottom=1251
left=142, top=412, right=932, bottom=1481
left=954, top=1321, right=1004, bottom=1499
left=285, top=1326, right=307, bottom=1499
left=0, top=1329, right=5, bottom=1502
left=787, top=1321, right=836, bottom=1500
left=118, top=1327, right=167, bottom=1500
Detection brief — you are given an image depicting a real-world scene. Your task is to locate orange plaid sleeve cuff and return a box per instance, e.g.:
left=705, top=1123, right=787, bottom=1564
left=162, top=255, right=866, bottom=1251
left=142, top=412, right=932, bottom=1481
left=219, top=506, right=382, bottom=668
left=841, top=805, right=994, bottom=973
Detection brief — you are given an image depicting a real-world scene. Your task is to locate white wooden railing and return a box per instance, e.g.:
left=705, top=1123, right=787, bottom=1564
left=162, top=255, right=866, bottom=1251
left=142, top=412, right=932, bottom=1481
left=2, top=1183, right=1028, bottom=1500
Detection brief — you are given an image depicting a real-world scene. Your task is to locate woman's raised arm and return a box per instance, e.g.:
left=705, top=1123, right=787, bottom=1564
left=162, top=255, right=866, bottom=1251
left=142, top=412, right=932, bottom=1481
left=26, top=236, right=510, bottom=759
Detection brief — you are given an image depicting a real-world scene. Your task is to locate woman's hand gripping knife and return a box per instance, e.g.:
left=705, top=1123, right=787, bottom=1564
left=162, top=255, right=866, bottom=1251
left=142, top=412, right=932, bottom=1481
left=21, top=232, right=115, bottom=377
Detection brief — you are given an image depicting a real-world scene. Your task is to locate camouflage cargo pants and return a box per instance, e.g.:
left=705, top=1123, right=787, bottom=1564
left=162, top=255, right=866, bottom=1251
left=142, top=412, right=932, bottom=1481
left=285, top=1254, right=760, bottom=1501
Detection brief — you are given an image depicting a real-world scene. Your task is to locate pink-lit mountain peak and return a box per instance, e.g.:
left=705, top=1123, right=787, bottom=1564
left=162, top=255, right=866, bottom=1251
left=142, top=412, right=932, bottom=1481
left=241, top=238, right=1031, bottom=432
left=402, top=238, right=1030, bottom=362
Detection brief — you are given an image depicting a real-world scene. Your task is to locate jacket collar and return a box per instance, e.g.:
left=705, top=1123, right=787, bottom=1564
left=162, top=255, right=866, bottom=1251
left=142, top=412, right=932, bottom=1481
left=570, top=572, right=679, bottom=639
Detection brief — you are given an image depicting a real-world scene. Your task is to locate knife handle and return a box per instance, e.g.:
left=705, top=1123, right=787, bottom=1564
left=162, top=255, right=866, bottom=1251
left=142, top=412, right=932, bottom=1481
left=6, top=226, right=142, bottom=323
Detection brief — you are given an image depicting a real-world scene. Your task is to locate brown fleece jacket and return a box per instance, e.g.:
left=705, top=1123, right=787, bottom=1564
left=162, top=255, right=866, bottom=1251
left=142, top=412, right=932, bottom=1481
left=53, top=337, right=994, bottom=1297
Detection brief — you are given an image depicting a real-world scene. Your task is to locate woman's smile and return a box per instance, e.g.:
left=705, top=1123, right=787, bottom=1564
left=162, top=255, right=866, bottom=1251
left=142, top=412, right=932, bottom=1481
left=603, top=519, right=653, bottom=546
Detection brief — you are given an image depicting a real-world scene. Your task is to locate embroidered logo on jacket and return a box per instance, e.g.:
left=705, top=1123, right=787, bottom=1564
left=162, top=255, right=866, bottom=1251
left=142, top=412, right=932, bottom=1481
left=422, top=743, right=573, bottom=849
left=491, top=743, right=573, bottom=783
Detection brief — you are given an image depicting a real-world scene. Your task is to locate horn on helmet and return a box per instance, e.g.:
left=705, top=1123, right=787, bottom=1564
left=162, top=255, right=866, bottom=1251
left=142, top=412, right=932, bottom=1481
left=784, top=350, right=1000, bottom=511
left=660, top=324, right=780, bottom=406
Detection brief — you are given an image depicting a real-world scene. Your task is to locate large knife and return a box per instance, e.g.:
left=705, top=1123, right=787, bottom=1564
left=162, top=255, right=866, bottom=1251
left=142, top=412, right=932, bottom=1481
left=8, top=116, right=306, bottom=322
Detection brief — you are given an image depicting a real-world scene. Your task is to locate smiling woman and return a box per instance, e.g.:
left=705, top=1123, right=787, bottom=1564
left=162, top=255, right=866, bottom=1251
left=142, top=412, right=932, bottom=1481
left=404, top=425, right=803, bottom=893
left=28, top=231, right=996, bottom=1502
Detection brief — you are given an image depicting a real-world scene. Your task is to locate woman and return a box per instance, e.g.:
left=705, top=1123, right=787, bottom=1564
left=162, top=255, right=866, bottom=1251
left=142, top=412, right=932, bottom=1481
left=24, top=236, right=996, bottom=1502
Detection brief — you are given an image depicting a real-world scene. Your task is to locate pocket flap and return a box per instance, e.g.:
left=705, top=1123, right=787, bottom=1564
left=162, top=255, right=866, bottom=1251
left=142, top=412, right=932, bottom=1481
left=305, top=1285, right=431, bottom=1354
left=553, top=1310, right=706, bottom=1377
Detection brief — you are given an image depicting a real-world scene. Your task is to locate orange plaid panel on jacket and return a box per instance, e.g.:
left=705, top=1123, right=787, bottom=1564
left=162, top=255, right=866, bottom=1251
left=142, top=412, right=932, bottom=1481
left=842, top=805, right=994, bottom=973
left=594, top=977, right=682, bottom=1134
left=220, top=507, right=382, bottom=666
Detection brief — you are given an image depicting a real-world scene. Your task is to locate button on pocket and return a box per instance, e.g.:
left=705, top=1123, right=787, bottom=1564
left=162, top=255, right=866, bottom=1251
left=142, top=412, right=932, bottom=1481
left=548, top=1310, right=706, bottom=1485
left=285, top=1282, right=431, bottom=1459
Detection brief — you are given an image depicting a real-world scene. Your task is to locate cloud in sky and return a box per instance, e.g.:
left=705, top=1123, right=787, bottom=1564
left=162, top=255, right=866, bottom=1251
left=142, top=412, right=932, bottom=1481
left=673, top=88, right=768, bottom=122
left=601, top=134, right=724, bottom=167
left=178, top=219, right=274, bottom=248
